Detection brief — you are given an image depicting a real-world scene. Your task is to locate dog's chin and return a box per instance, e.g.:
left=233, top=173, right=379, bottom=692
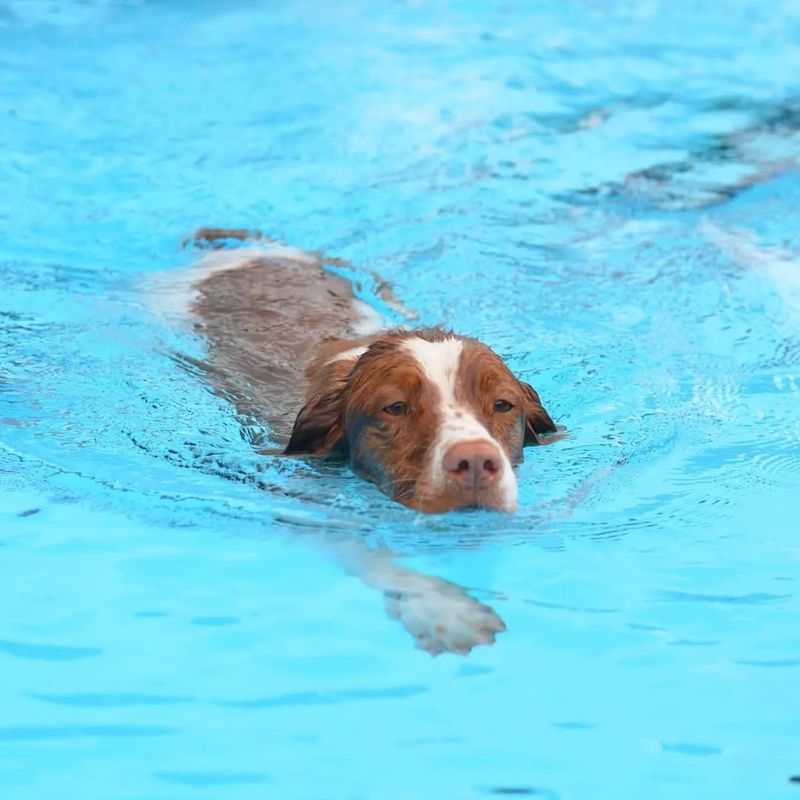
left=401, top=484, right=518, bottom=514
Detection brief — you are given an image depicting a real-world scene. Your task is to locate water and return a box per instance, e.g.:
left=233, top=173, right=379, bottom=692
left=2, top=1, right=799, bottom=797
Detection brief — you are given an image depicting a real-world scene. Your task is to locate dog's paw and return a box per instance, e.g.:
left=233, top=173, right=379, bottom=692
left=382, top=578, right=506, bottom=656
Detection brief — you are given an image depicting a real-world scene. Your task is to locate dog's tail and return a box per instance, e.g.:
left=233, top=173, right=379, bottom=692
left=143, top=228, right=320, bottom=327
left=144, top=226, right=417, bottom=332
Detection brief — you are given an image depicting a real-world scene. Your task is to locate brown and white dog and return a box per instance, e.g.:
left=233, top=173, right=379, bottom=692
left=168, top=228, right=557, bottom=514
left=286, top=329, right=556, bottom=513
left=150, top=229, right=558, bottom=654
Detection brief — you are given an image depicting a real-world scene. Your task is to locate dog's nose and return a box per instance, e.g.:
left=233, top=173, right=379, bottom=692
left=442, top=440, right=504, bottom=489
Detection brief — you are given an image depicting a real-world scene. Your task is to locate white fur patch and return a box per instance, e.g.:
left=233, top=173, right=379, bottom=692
left=402, top=336, right=518, bottom=511
left=349, top=299, right=385, bottom=336
left=403, top=336, right=464, bottom=405
left=326, top=345, right=369, bottom=365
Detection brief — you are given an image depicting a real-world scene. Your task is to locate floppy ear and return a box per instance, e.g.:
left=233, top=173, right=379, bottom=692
left=284, top=385, right=346, bottom=454
left=519, top=381, right=557, bottom=444
left=284, top=363, right=349, bottom=455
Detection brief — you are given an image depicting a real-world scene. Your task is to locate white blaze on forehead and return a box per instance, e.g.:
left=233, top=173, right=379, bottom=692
left=402, top=336, right=464, bottom=405
left=401, top=335, right=518, bottom=511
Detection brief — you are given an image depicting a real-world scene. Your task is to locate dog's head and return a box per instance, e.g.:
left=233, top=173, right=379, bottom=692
left=284, top=329, right=556, bottom=512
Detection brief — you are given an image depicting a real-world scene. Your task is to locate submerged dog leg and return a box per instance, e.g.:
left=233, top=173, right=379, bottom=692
left=326, top=539, right=506, bottom=656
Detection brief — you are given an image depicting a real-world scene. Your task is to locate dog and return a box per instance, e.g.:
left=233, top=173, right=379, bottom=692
left=178, top=228, right=557, bottom=513
left=149, top=228, right=559, bottom=654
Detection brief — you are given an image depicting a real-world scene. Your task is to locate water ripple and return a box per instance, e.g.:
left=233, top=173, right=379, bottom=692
left=524, top=599, right=620, bottom=615
left=156, top=771, right=270, bottom=786
left=217, top=685, right=428, bottom=709
left=28, top=692, right=195, bottom=707
left=0, top=639, right=102, bottom=661
left=655, top=591, right=791, bottom=605
left=0, top=725, right=177, bottom=742
left=660, top=741, right=723, bottom=757
left=480, top=787, right=561, bottom=799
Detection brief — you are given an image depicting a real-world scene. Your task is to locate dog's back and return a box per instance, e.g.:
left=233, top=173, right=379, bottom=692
left=155, top=244, right=374, bottom=441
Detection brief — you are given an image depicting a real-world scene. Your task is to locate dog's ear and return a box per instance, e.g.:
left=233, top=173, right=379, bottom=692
left=519, top=381, right=557, bottom=444
left=284, top=363, right=349, bottom=455
left=284, top=385, right=346, bottom=454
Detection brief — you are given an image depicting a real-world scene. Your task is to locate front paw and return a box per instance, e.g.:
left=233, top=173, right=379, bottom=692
left=383, top=579, right=506, bottom=656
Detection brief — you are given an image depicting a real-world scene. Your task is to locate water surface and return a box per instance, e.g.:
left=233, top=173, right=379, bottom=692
left=2, top=1, right=800, bottom=798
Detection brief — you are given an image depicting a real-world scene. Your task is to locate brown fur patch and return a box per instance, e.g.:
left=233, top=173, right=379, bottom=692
left=344, top=336, right=440, bottom=504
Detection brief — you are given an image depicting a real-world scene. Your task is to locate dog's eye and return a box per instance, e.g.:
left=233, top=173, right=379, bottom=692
left=493, top=399, right=514, bottom=413
left=383, top=401, right=408, bottom=417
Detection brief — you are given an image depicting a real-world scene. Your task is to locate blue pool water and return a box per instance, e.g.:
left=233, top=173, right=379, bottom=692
left=2, top=1, right=800, bottom=797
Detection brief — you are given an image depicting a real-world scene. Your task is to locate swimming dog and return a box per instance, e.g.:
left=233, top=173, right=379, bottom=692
left=150, top=228, right=558, bottom=654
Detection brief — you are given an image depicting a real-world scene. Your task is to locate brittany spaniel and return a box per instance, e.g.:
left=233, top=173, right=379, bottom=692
left=152, top=228, right=559, bottom=654
left=179, top=228, right=557, bottom=514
